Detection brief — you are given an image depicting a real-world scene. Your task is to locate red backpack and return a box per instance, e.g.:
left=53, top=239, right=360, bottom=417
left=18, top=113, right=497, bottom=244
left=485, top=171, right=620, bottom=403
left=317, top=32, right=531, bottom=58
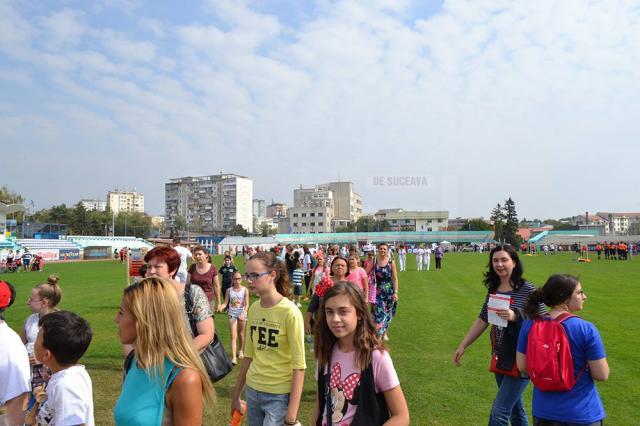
left=526, top=313, right=584, bottom=392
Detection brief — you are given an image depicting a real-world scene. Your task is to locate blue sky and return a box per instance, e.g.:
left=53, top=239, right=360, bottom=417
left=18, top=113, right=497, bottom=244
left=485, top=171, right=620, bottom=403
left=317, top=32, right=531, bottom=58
left=1, top=0, right=639, bottom=219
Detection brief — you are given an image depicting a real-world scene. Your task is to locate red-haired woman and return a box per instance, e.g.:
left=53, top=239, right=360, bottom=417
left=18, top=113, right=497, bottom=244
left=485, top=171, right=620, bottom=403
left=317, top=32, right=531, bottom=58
left=143, top=247, right=214, bottom=353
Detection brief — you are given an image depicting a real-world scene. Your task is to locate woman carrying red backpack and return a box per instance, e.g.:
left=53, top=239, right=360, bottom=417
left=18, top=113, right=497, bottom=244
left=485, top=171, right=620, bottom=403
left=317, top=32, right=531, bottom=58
left=516, top=274, right=609, bottom=426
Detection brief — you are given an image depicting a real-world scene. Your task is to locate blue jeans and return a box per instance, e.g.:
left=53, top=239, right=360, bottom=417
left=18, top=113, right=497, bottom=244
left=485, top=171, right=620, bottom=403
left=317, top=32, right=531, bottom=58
left=489, top=373, right=530, bottom=426
left=246, top=386, right=290, bottom=426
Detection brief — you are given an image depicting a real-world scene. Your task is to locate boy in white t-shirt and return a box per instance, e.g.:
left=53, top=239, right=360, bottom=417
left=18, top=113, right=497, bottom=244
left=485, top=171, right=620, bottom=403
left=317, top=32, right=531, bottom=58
left=0, top=280, right=31, bottom=425
left=34, top=311, right=94, bottom=426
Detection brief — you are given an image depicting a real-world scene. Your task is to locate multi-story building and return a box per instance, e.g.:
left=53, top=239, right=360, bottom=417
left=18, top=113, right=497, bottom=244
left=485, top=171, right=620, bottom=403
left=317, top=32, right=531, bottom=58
left=253, top=199, right=266, bottom=218
left=79, top=199, right=106, bottom=212
left=165, top=174, right=253, bottom=234
left=107, top=190, right=144, bottom=214
left=286, top=182, right=363, bottom=233
left=373, top=209, right=449, bottom=232
left=596, top=212, right=640, bottom=234
left=266, top=202, right=288, bottom=219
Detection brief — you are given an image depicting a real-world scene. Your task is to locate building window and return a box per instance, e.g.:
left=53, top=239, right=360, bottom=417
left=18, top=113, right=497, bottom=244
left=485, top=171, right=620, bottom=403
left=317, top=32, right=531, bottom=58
left=293, top=223, right=298, bottom=226
left=428, top=227, right=432, bottom=231
left=302, top=213, right=307, bottom=217
left=318, top=222, right=324, bottom=226
left=392, top=220, right=397, bottom=224
left=302, top=223, right=307, bottom=226
left=293, top=213, right=298, bottom=217
left=318, top=213, right=323, bottom=217
left=405, top=220, right=411, bottom=224
left=310, top=222, right=315, bottom=226
left=310, top=212, right=315, bottom=217
left=438, top=219, right=443, bottom=223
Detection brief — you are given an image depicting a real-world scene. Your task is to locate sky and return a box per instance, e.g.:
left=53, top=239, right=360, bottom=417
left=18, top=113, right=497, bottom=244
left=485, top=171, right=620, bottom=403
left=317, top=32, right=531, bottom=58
left=1, top=0, right=639, bottom=220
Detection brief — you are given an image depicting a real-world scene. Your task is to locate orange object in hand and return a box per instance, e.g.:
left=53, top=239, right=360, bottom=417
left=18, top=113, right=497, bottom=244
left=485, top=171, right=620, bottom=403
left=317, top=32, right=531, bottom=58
left=230, top=400, right=246, bottom=426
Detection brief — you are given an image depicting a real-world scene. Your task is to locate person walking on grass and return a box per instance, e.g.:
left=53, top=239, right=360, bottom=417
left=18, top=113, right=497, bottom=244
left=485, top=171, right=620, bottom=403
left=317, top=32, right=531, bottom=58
left=372, top=243, right=398, bottom=341
left=231, top=251, right=306, bottom=426
left=516, top=274, right=609, bottom=426
left=453, top=245, right=545, bottom=426
left=218, top=271, right=249, bottom=366
left=114, top=277, right=214, bottom=425
left=313, top=281, right=409, bottom=425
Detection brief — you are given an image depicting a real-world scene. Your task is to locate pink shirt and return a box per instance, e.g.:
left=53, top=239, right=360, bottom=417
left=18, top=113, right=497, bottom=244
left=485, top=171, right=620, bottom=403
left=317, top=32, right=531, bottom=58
left=321, top=346, right=400, bottom=425
left=347, top=267, right=368, bottom=292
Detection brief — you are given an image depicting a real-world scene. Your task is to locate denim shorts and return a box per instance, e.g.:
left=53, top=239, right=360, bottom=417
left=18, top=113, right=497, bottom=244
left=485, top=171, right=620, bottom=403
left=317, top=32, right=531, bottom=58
left=246, top=386, right=289, bottom=426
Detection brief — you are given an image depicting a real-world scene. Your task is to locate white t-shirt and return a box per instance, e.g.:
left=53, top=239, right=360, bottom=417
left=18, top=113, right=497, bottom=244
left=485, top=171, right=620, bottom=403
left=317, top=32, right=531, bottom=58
left=24, top=313, right=40, bottom=345
left=173, top=245, right=192, bottom=273
left=36, top=365, right=94, bottom=425
left=0, top=321, right=31, bottom=405
left=416, top=248, right=425, bottom=258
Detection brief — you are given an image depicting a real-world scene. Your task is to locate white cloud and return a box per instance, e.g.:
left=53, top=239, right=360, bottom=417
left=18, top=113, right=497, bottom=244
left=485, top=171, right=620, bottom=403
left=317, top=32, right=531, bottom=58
left=3, top=0, right=640, bottom=217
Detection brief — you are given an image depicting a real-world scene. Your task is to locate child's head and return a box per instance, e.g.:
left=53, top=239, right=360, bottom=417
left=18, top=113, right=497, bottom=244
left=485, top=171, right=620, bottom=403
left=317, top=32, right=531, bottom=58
left=36, top=311, right=92, bottom=367
left=29, top=275, right=62, bottom=314
left=246, top=251, right=291, bottom=297
left=232, top=271, right=243, bottom=287
left=330, top=256, right=349, bottom=278
left=296, top=259, right=303, bottom=269
left=314, top=281, right=382, bottom=370
left=0, top=280, right=17, bottom=316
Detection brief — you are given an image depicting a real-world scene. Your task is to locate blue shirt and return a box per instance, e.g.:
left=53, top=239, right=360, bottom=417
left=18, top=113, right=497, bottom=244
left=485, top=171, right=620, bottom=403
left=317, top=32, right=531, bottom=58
left=517, top=316, right=606, bottom=423
left=113, top=357, right=181, bottom=425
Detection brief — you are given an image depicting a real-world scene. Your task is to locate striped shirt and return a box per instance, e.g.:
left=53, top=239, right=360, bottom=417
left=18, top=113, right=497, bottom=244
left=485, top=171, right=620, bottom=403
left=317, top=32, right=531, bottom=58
left=479, top=281, right=546, bottom=351
left=292, top=268, right=305, bottom=286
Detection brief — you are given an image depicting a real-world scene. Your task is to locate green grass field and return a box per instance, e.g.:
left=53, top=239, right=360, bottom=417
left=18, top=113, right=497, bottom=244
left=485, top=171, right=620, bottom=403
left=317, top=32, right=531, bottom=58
left=3, top=253, right=639, bottom=425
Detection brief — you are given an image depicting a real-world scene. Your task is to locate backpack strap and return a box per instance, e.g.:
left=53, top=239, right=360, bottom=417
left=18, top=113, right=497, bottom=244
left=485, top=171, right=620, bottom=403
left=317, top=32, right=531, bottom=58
left=123, top=350, right=135, bottom=377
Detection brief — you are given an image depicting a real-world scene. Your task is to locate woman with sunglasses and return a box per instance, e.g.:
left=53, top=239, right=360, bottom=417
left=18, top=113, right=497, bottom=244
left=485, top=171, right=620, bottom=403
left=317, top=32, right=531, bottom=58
left=231, top=252, right=306, bottom=426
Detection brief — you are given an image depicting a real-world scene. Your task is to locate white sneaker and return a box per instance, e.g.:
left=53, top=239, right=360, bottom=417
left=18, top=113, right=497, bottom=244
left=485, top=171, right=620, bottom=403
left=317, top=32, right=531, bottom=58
left=238, top=350, right=244, bottom=359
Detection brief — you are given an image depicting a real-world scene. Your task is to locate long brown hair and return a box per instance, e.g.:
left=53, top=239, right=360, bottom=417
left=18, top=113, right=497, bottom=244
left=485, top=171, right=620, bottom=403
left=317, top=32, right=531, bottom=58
left=314, top=281, right=384, bottom=371
left=250, top=251, right=291, bottom=297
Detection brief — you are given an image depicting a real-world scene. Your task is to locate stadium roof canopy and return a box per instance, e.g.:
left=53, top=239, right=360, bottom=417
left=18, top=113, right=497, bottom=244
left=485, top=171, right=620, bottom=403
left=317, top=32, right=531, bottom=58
left=274, top=231, right=495, bottom=245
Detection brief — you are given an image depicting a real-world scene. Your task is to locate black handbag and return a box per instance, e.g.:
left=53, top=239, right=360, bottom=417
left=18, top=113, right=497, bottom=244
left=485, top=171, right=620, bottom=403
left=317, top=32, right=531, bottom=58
left=185, top=284, right=233, bottom=382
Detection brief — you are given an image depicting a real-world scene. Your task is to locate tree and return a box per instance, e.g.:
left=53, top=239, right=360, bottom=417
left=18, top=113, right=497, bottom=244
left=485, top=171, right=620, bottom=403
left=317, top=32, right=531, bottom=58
left=461, top=218, right=493, bottom=231
left=229, top=224, right=248, bottom=236
left=490, top=203, right=504, bottom=241
left=502, top=197, right=520, bottom=246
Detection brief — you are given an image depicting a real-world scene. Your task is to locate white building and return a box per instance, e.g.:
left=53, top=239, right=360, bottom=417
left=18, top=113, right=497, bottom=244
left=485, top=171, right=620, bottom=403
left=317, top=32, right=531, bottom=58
left=253, top=199, right=266, bottom=218
left=165, top=174, right=253, bottom=234
left=79, top=199, right=106, bottom=212
left=107, top=190, right=144, bottom=214
left=286, top=181, right=363, bottom=234
left=596, top=212, right=640, bottom=234
left=374, top=209, right=449, bottom=232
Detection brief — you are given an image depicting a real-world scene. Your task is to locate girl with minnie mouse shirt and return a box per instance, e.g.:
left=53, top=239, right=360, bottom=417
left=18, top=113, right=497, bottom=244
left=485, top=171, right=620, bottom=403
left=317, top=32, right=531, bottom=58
left=313, top=281, right=409, bottom=426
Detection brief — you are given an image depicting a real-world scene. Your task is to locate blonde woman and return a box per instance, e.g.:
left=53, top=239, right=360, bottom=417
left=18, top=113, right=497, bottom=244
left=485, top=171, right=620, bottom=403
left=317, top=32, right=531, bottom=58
left=114, top=277, right=215, bottom=425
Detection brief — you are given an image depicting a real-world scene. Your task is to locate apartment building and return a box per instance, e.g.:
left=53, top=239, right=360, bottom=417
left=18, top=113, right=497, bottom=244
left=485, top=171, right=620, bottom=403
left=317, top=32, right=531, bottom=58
left=165, top=174, right=253, bottom=234
left=107, top=190, right=144, bottom=214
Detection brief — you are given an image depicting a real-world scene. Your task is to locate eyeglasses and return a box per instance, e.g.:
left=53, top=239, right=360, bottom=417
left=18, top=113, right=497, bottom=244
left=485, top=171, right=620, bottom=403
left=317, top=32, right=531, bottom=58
left=244, top=271, right=270, bottom=281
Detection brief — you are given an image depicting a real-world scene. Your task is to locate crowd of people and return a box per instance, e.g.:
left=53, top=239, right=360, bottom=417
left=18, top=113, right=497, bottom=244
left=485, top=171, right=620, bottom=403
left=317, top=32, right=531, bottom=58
left=0, top=239, right=611, bottom=425
left=0, top=249, right=44, bottom=274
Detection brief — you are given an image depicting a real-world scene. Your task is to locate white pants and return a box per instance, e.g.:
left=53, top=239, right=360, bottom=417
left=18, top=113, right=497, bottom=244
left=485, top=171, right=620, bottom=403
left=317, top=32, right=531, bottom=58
left=416, top=256, right=423, bottom=271
left=423, top=255, right=430, bottom=271
left=399, top=256, right=406, bottom=271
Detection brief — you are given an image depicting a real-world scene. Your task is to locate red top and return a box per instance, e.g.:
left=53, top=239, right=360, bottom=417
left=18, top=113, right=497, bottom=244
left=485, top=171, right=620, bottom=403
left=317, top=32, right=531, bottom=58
left=188, top=263, right=218, bottom=301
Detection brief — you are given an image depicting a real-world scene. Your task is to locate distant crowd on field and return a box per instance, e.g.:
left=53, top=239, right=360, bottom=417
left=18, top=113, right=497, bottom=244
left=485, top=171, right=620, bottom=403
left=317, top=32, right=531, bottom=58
left=0, top=249, right=44, bottom=274
left=0, top=238, right=611, bottom=426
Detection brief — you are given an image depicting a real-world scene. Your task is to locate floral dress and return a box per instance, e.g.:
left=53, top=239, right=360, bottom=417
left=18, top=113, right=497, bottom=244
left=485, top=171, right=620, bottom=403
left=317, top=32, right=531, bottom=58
left=373, top=259, right=396, bottom=336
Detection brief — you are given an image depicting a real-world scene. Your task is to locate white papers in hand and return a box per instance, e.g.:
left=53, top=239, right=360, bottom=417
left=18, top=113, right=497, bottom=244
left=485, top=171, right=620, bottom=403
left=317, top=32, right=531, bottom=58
left=488, top=294, right=511, bottom=328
